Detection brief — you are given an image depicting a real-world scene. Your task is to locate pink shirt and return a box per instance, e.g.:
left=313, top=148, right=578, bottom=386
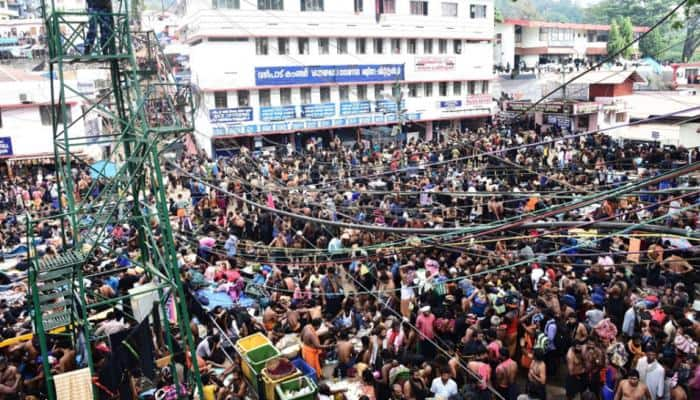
left=416, top=313, right=436, bottom=340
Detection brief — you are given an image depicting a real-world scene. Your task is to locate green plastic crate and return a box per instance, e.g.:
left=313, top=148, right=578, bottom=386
left=243, top=343, right=281, bottom=379
left=275, top=376, right=317, bottom=400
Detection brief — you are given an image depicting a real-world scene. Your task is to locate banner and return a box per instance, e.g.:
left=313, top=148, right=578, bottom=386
left=255, top=64, right=405, bottom=86
left=340, top=101, right=372, bottom=116
left=301, top=103, right=336, bottom=119
left=260, top=106, right=296, bottom=122
left=439, top=100, right=462, bottom=108
left=209, top=107, right=253, bottom=123
left=375, top=99, right=404, bottom=113
left=465, top=94, right=492, bottom=105
left=0, top=137, right=13, bottom=157
left=415, top=56, right=456, bottom=71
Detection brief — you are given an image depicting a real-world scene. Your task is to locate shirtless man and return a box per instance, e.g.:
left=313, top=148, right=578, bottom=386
left=566, top=341, right=589, bottom=400
left=0, top=356, right=19, bottom=399
left=301, top=318, right=332, bottom=378
left=614, top=370, right=651, bottom=400
left=494, top=348, right=518, bottom=400
left=335, top=331, right=356, bottom=378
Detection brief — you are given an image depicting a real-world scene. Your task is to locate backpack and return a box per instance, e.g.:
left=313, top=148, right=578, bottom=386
left=552, top=320, right=572, bottom=353
left=534, top=332, right=549, bottom=351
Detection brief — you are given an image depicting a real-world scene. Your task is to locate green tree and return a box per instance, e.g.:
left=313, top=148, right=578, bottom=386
left=639, top=27, right=665, bottom=58
left=619, top=17, right=635, bottom=58
left=607, top=20, right=624, bottom=59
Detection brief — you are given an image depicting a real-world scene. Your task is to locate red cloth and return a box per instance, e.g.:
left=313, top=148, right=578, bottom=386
left=416, top=313, right=436, bottom=340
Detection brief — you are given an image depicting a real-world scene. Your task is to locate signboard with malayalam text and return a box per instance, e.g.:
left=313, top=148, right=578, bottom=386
left=260, top=106, right=296, bottom=122
left=0, top=137, right=13, bottom=157
left=415, top=56, right=456, bottom=72
left=255, top=64, right=405, bottom=86
left=209, top=107, right=254, bottom=123
left=340, top=101, right=372, bottom=116
left=300, top=103, right=336, bottom=119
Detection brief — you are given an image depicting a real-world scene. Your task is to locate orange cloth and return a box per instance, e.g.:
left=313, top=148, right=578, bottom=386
left=302, top=344, right=322, bottom=377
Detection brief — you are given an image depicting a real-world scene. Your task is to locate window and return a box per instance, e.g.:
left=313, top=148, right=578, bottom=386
left=439, top=82, right=448, bottom=96
left=255, top=38, right=269, bottom=55
left=423, top=39, right=433, bottom=54
left=300, top=0, right=323, bottom=11
left=410, top=1, right=428, bottom=15
left=374, top=84, right=384, bottom=100
left=380, top=0, right=395, bottom=14
left=357, top=85, right=367, bottom=100
left=278, top=38, right=289, bottom=54
left=212, top=0, right=239, bottom=9
left=259, top=89, right=271, bottom=107
left=301, top=87, right=312, bottom=104
left=453, top=39, right=462, bottom=54
left=40, top=105, right=70, bottom=125
left=616, top=113, right=626, bottom=123
left=481, top=81, right=489, bottom=93
left=407, top=39, right=416, bottom=54
left=214, top=91, right=227, bottom=108
left=391, top=38, right=400, bottom=54
left=337, top=38, right=348, bottom=54
left=320, top=87, right=331, bottom=103
left=238, top=90, right=249, bottom=106
left=356, top=38, right=366, bottom=54
left=408, top=83, right=418, bottom=97
left=298, top=38, right=309, bottom=54
left=354, top=0, right=362, bottom=12
left=318, top=38, right=329, bottom=54
left=539, top=27, right=547, bottom=42
left=424, top=82, right=433, bottom=97
left=374, top=38, right=384, bottom=54
left=441, top=2, right=457, bottom=16
left=453, top=81, right=461, bottom=95
left=258, top=0, right=283, bottom=10
left=280, top=88, right=292, bottom=105
left=339, top=86, right=350, bottom=101
left=469, top=4, right=486, bottom=18
left=438, top=39, right=447, bottom=54
left=467, top=81, right=475, bottom=95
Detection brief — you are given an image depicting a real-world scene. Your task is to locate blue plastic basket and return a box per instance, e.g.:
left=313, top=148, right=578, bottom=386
left=291, top=357, right=318, bottom=383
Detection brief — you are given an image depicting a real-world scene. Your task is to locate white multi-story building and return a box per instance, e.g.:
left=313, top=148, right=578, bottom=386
left=179, top=0, right=496, bottom=155
left=495, top=19, right=649, bottom=70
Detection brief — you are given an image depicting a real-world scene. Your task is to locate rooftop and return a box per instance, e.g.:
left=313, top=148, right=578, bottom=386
left=564, top=70, right=647, bottom=85
left=502, top=18, right=649, bottom=33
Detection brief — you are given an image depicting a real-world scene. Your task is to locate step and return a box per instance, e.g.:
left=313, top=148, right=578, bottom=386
left=37, top=266, right=74, bottom=281
left=38, top=291, right=68, bottom=304
left=38, top=249, right=84, bottom=271
left=38, top=279, right=71, bottom=292
left=42, top=311, right=72, bottom=331
left=40, top=300, right=70, bottom=312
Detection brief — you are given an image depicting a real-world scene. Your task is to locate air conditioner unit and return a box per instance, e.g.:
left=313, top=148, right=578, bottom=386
left=19, top=93, right=32, bottom=104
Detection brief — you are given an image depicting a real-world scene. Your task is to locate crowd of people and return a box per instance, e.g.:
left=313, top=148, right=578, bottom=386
left=0, top=120, right=698, bottom=400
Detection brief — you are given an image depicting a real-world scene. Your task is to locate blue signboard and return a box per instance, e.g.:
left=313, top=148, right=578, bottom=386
left=209, top=107, right=253, bottom=123
left=291, top=122, right=306, bottom=130
left=260, top=106, right=296, bottom=122
left=320, top=119, right=333, bottom=128
left=406, top=113, right=422, bottom=121
left=340, top=101, right=371, bottom=116
left=334, top=119, right=346, bottom=126
left=374, top=115, right=385, bottom=123
left=359, top=117, right=372, bottom=125
left=301, top=103, right=336, bottom=119
left=255, top=64, right=405, bottom=86
left=306, top=120, right=319, bottom=129
left=386, top=114, right=398, bottom=122
left=439, top=100, right=463, bottom=108
left=244, top=125, right=258, bottom=134
left=375, top=99, right=405, bottom=113
left=260, top=124, right=274, bottom=132
left=274, top=122, right=289, bottom=131
left=347, top=117, right=360, bottom=125
left=0, top=137, right=13, bottom=156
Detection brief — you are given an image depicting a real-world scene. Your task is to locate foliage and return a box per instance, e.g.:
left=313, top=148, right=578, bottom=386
left=607, top=20, right=625, bottom=59
left=618, top=17, right=635, bottom=58
left=639, top=27, right=666, bottom=58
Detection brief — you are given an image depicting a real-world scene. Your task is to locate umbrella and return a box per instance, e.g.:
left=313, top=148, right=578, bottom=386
left=90, top=160, right=117, bottom=179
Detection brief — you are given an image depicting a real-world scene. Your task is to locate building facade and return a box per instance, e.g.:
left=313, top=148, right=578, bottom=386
left=495, top=19, right=648, bottom=70
left=179, top=0, right=496, bottom=156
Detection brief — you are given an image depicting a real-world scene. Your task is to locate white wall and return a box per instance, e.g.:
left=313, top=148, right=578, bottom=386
left=494, top=23, right=514, bottom=69
left=0, top=103, right=85, bottom=156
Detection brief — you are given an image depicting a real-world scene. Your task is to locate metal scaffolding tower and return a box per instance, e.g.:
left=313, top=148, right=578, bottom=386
left=26, top=1, right=203, bottom=398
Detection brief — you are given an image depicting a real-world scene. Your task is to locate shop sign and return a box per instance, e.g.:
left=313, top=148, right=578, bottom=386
left=260, top=106, right=296, bottom=122
left=0, top=137, right=12, bottom=156
left=465, top=94, right=492, bottom=105
left=415, top=56, right=456, bottom=72
left=439, top=100, right=463, bottom=109
left=301, top=103, right=336, bottom=119
left=209, top=107, right=253, bottom=123
left=255, top=64, right=404, bottom=86
left=340, top=101, right=371, bottom=116
left=574, top=102, right=600, bottom=115
left=376, top=99, right=404, bottom=113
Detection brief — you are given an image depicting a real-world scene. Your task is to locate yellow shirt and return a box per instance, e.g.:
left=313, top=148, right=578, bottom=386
left=203, top=384, right=216, bottom=400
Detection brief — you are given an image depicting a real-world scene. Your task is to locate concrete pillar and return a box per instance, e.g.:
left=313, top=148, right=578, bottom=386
left=425, top=120, right=433, bottom=141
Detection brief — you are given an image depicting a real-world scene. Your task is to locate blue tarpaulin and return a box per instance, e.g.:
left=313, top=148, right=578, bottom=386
left=89, top=160, right=117, bottom=179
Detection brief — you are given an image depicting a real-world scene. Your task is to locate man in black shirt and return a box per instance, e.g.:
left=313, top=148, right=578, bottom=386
left=84, top=0, right=114, bottom=56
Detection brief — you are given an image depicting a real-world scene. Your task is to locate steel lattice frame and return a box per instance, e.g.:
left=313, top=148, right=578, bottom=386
left=26, top=2, right=203, bottom=399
